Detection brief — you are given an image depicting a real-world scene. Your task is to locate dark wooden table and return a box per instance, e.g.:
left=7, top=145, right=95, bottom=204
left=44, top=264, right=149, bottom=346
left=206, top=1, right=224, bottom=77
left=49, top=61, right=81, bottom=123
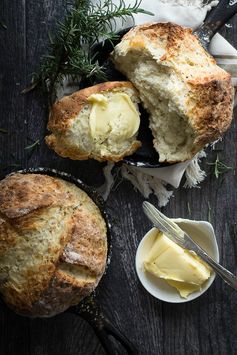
left=1, top=2, right=237, bottom=354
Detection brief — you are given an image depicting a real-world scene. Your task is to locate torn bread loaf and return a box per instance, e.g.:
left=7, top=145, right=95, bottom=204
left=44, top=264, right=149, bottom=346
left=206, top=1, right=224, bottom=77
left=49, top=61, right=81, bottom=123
left=46, top=81, right=141, bottom=162
left=112, top=22, right=234, bottom=163
left=0, top=173, right=107, bottom=317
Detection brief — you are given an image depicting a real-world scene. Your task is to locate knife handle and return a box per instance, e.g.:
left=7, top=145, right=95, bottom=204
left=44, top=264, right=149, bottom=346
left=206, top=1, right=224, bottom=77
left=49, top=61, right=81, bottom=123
left=184, top=233, right=237, bottom=291
left=194, top=0, right=237, bottom=48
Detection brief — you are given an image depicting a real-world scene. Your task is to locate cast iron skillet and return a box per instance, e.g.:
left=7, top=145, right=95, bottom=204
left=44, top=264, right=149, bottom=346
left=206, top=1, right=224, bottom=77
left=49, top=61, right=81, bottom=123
left=91, top=0, right=237, bottom=168
left=0, top=168, right=137, bottom=355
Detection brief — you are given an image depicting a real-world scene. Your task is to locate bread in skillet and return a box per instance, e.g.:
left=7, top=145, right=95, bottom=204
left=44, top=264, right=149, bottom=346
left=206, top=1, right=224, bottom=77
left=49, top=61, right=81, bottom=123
left=112, top=22, right=234, bottom=163
left=46, top=81, right=141, bottom=162
left=0, top=173, right=107, bottom=317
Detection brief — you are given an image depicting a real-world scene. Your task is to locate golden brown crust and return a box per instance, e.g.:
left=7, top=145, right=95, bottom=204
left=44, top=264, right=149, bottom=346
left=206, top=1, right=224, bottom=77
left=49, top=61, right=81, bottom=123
left=45, top=134, right=91, bottom=160
left=112, top=22, right=234, bottom=162
left=0, top=173, right=107, bottom=317
left=45, top=81, right=141, bottom=162
left=16, top=269, right=96, bottom=317
left=45, top=134, right=141, bottom=162
left=188, top=78, right=234, bottom=151
left=0, top=173, right=68, bottom=219
left=61, top=208, right=108, bottom=276
left=121, top=22, right=214, bottom=63
left=0, top=218, right=18, bottom=256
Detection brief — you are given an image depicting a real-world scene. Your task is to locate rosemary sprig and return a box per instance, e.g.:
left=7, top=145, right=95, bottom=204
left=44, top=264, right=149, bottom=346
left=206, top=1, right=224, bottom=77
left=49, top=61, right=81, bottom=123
left=187, top=202, right=191, bottom=216
left=207, top=154, right=233, bottom=179
left=207, top=201, right=212, bottom=223
left=25, top=0, right=153, bottom=103
left=0, top=128, right=7, bottom=134
left=24, top=139, right=40, bottom=150
left=0, top=21, right=7, bottom=30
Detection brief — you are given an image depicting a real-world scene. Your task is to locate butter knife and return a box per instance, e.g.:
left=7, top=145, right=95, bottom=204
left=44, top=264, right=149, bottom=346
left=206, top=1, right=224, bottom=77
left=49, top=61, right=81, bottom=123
left=142, top=201, right=237, bottom=291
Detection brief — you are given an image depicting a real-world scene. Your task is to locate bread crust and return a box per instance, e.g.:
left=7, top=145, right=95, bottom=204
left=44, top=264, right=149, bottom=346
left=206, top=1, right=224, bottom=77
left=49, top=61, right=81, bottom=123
left=112, top=22, right=234, bottom=162
left=0, top=173, right=107, bottom=317
left=46, top=134, right=141, bottom=162
left=46, top=81, right=141, bottom=162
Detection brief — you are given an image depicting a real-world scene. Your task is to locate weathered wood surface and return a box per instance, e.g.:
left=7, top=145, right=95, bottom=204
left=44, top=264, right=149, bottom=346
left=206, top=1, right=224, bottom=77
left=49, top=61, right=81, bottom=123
left=0, top=1, right=237, bottom=354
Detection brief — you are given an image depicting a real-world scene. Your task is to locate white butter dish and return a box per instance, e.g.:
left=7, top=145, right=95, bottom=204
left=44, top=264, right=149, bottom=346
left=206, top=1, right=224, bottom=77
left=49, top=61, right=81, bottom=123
left=135, top=219, right=219, bottom=303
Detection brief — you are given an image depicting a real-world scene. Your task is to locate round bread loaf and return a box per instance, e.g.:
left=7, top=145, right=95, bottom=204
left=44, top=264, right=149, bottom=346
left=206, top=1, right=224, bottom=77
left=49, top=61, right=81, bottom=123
left=46, top=81, right=141, bottom=162
left=112, top=22, right=234, bottom=163
left=0, top=173, right=107, bottom=317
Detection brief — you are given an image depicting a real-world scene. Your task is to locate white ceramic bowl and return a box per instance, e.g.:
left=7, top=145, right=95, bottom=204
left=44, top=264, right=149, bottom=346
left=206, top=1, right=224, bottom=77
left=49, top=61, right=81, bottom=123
left=135, top=219, right=219, bottom=303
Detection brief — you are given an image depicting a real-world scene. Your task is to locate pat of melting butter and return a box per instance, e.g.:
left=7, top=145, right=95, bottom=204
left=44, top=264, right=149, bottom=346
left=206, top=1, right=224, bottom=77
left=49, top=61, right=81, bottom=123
left=88, top=92, right=140, bottom=141
left=144, top=231, right=211, bottom=298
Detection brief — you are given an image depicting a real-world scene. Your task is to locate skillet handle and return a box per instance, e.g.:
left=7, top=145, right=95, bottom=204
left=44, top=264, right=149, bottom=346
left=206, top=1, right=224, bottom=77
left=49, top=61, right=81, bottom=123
left=194, top=0, right=237, bottom=48
left=70, top=297, right=138, bottom=355
left=87, top=316, right=138, bottom=355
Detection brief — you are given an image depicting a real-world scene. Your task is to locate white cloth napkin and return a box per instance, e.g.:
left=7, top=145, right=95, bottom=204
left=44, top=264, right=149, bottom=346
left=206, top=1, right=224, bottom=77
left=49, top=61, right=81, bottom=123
left=98, top=0, right=237, bottom=188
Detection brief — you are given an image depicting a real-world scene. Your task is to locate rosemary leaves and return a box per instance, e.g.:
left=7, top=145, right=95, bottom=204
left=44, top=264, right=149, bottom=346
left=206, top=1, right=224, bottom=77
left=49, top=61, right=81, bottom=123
left=27, top=0, right=153, bottom=103
left=207, top=154, right=233, bottom=179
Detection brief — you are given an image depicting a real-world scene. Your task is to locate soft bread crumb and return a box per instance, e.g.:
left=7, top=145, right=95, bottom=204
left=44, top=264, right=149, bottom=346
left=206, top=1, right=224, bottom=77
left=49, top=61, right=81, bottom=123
left=46, top=82, right=141, bottom=162
left=112, top=22, right=234, bottom=163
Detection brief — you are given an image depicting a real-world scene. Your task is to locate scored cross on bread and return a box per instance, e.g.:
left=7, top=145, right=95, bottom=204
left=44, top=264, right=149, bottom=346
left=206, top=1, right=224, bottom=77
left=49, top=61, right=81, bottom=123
left=0, top=173, right=107, bottom=317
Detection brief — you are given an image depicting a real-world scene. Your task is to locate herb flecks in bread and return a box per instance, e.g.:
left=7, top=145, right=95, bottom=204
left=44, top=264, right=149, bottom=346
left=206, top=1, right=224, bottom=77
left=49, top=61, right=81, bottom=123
left=0, top=173, right=107, bottom=317
left=46, top=81, right=141, bottom=162
left=112, top=22, right=234, bottom=163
